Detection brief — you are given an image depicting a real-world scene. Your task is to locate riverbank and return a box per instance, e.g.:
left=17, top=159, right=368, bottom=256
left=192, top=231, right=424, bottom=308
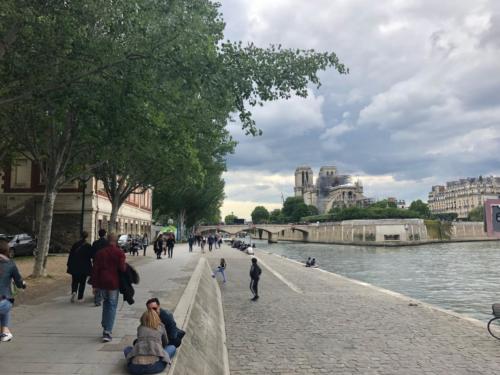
left=271, top=219, right=494, bottom=246
left=208, top=245, right=500, bottom=374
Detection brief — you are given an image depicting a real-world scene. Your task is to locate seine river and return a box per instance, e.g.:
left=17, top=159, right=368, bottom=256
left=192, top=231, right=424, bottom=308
left=255, top=239, right=500, bottom=321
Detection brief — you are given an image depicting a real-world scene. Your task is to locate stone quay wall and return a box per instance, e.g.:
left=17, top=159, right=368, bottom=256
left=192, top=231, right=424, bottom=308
left=270, top=219, right=489, bottom=245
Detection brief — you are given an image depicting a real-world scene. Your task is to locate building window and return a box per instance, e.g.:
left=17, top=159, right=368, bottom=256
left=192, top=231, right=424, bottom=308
left=11, top=159, right=31, bottom=188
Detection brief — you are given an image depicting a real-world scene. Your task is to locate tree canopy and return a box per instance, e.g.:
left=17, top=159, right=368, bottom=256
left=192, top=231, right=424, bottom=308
left=0, top=0, right=347, bottom=276
left=251, top=206, right=270, bottom=224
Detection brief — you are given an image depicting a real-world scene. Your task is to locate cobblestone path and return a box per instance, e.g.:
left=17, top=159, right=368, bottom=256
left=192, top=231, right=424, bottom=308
left=208, top=246, right=500, bottom=374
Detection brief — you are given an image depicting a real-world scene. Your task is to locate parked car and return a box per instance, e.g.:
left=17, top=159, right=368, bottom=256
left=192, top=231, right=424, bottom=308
left=118, top=234, right=133, bottom=253
left=7, top=233, right=37, bottom=257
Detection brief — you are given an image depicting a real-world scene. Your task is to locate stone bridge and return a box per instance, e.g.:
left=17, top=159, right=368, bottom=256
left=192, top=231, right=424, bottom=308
left=196, top=223, right=310, bottom=242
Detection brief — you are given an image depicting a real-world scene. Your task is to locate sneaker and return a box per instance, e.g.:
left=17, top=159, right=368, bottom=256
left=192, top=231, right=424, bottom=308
left=211, top=273, right=215, bottom=278
left=70, top=292, right=76, bottom=303
left=1, top=332, right=13, bottom=342
left=94, top=302, right=101, bottom=307
left=102, top=332, right=112, bottom=342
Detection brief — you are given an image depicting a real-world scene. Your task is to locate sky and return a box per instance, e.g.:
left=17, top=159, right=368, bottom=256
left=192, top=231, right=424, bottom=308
left=219, top=0, right=500, bottom=220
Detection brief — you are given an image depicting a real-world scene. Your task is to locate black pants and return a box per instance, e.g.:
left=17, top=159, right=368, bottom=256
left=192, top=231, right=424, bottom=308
left=188, top=243, right=193, bottom=252
left=250, top=278, right=259, bottom=297
left=71, top=274, right=87, bottom=300
left=209, top=243, right=213, bottom=251
left=167, top=246, right=174, bottom=258
left=143, top=245, right=147, bottom=256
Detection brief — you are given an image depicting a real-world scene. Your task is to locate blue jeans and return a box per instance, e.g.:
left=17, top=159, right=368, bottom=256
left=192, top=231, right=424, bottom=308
left=123, top=345, right=176, bottom=375
left=0, top=299, right=12, bottom=328
left=214, top=267, right=226, bottom=282
left=101, top=289, right=119, bottom=333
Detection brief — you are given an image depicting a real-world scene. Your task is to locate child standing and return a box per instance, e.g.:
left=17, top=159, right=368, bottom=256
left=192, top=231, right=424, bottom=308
left=212, top=258, right=227, bottom=283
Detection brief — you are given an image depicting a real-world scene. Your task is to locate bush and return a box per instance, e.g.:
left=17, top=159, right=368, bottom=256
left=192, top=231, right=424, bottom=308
left=424, top=220, right=452, bottom=240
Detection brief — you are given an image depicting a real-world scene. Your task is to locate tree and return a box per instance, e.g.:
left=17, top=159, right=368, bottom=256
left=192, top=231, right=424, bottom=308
left=0, top=1, right=167, bottom=277
left=225, top=214, right=238, bottom=225
left=269, top=209, right=284, bottom=224
left=468, top=206, right=484, bottom=222
left=281, top=197, right=315, bottom=223
left=251, top=206, right=270, bottom=224
left=409, top=200, right=430, bottom=218
left=1, top=0, right=346, bottom=277
left=307, top=205, right=319, bottom=216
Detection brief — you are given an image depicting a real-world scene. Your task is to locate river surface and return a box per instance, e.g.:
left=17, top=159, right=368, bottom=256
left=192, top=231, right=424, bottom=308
left=254, top=239, right=500, bottom=321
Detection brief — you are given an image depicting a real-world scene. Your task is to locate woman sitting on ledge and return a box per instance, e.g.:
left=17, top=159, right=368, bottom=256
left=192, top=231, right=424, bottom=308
left=124, top=309, right=177, bottom=374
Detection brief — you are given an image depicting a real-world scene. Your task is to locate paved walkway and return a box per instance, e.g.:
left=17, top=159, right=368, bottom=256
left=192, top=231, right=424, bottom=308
left=0, top=244, right=198, bottom=375
left=208, top=245, right=500, bottom=374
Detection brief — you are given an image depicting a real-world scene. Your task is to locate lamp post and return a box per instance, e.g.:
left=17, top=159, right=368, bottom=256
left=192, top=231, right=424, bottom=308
left=78, top=174, right=92, bottom=235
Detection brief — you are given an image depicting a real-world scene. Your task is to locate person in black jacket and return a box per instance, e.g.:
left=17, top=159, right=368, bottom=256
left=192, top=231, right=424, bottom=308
left=154, top=234, right=164, bottom=259
left=67, top=231, right=93, bottom=303
left=166, top=235, right=175, bottom=259
left=146, top=297, right=185, bottom=347
left=249, top=257, right=262, bottom=301
left=91, top=229, right=108, bottom=306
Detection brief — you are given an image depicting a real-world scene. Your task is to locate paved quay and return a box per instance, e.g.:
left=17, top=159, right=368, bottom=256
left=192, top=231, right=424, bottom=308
left=0, top=244, right=198, bottom=375
left=207, top=245, right=500, bottom=375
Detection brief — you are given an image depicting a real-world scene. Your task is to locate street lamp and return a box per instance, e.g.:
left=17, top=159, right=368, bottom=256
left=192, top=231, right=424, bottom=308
left=78, top=173, right=92, bottom=236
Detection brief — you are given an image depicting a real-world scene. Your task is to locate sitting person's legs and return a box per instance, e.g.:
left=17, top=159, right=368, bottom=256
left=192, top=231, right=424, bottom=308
left=127, top=361, right=166, bottom=375
left=165, top=344, right=176, bottom=359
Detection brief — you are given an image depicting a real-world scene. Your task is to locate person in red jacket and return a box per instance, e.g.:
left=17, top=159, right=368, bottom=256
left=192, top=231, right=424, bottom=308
left=91, top=233, right=126, bottom=342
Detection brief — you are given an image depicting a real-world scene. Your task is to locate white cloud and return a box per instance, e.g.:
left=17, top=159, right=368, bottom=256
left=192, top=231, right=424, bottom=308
left=220, top=0, right=500, bottom=209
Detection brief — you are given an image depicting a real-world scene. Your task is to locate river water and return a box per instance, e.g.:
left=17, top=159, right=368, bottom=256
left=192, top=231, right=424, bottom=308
left=254, top=239, right=500, bottom=321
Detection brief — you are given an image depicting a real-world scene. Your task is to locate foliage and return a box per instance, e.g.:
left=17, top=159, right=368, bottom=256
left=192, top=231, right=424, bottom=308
left=224, top=214, right=238, bottom=225
left=424, top=220, right=452, bottom=240
left=0, top=0, right=347, bottom=276
left=370, top=199, right=396, bottom=209
left=431, top=213, right=458, bottom=222
left=467, top=206, right=484, bottom=222
left=281, top=197, right=318, bottom=223
left=307, top=206, right=422, bottom=222
left=409, top=200, right=431, bottom=218
left=269, top=209, right=284, bottom=224
left=307, top=205, right=319, bottom=216
left=251, top=206, right=270, bottom=224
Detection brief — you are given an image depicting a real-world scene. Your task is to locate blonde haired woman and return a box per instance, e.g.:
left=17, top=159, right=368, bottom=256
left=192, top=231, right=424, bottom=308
left=123, top=309, right=177, bottom=374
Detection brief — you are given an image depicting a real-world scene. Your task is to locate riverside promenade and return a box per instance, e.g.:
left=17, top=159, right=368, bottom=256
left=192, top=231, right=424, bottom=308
left=208, top=245, right=500, bottom=374
left=0, top=244, right=198, bottom=375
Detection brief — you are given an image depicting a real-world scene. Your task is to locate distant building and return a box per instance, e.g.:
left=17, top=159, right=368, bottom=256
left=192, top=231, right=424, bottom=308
left=428, top=176, right=500, bottom=219
left=0, top=157, right=152, bottom=247
left=294, top=165, right=367, bottom=213
left=388, top=197, right=406, bottom=209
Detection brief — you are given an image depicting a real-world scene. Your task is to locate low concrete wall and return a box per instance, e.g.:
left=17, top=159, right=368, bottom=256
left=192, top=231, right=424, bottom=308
left=272, top=219, right=490, bottom=246
left=170, top=258, right=229, bottom=375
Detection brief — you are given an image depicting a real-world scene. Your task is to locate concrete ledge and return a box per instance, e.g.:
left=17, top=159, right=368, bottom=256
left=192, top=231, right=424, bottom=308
left=169, top=258, right=229, bottom=375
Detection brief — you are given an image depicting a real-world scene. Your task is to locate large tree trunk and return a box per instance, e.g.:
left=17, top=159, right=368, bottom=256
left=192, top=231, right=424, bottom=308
left=32, top=188, right=57, bottom=277
left=178, top=209, right=186, bottom=240
left=108, top=196, right=121, bottom=233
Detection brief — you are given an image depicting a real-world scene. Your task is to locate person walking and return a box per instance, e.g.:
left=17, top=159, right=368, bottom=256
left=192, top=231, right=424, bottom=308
left=123, top=309, right=176, bottom=374
left=142, top=233, right=149, bottom=256
left=166, top=235, right=175, bottom=259
left=200, top=236, right=206, bottom=253
left=91, top=229, right=108, bottom=306
left=212, top=258, right=227, bottom=283
left=154, top=234, right=163, bottom=259
left=188, top=235, right=194, bottom=253
left=208, top=235, right=214, bottom=252
left=0, top=239, right=26, bottom=342
left=91, top=233, right=126, bottom=342
left=67, top=231, right=93, bottom=303
left=249, top=257, right=262, bottom=301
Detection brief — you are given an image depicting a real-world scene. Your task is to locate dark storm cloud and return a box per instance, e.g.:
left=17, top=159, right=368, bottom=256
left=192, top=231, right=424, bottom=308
left=219, top=0, right=500, bottom=213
